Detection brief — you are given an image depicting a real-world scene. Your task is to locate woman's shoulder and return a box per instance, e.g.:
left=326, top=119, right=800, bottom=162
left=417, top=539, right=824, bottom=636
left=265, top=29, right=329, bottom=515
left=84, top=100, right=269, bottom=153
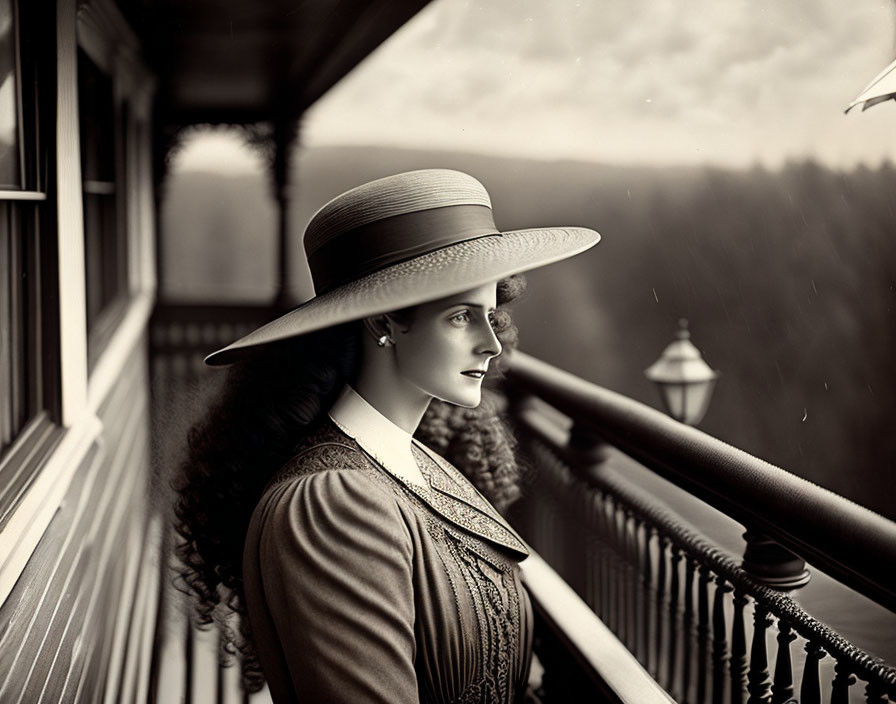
left=264, top=422, right=406, bottom=513
left=252, top=429, right=413, bottom=551
left=257, top=421, right=419, bottom=535
left=275, top=422, right=368, bottom=481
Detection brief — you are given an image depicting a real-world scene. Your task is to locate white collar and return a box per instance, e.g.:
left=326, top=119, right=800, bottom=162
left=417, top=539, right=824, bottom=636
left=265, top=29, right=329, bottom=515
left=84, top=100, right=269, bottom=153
left=327, top=387, right=530, bottom=559
left=328, top=385, right=423, bottom=485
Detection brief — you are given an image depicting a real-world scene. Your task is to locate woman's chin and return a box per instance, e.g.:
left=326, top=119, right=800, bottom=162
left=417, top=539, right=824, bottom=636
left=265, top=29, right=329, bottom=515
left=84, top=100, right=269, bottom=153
left=436, top=388, right=482, bottom=409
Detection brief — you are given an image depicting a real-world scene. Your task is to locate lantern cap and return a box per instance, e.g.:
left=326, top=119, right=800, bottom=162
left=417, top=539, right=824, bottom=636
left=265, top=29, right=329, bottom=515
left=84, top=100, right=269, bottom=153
left=645, top=318, right=718, bottom=384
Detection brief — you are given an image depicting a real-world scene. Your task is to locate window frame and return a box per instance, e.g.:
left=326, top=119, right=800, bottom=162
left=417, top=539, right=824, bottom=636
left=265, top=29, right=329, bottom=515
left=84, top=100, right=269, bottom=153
left=0, top=0, right=64, bottom=530
left=76, top=0, right=157, bottom=398
left=77, top=40, right=131, bottom=369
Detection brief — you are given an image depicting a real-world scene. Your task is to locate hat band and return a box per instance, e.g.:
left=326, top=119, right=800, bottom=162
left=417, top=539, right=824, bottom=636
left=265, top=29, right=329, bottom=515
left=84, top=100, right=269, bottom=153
left=309, top=204, right=500, bottom=295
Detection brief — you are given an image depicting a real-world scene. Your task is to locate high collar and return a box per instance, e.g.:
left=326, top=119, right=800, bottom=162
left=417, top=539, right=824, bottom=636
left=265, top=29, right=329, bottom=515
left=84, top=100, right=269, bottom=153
left=328, top=385, right=422, bottom=486
left=327, top=385, right=528, bottom=560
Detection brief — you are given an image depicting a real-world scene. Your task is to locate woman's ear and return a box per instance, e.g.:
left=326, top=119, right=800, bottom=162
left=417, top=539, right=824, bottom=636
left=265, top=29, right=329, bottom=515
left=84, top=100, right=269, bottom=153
left=363, top=316, right=393, bottom=346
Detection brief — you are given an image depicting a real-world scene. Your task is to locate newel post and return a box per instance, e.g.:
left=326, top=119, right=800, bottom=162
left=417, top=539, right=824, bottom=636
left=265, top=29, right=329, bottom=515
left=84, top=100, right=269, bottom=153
left=741, top=531, right=810, bottom=590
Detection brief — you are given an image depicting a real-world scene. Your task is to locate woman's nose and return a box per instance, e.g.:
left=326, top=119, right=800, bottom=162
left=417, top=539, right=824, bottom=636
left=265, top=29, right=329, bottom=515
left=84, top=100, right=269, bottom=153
left=476, top=320, right=502, bottom=358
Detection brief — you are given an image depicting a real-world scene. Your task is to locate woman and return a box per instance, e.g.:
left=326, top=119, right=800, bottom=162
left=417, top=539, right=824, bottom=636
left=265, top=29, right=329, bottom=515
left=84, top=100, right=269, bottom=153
left=174, top=169, right=600, bottom=703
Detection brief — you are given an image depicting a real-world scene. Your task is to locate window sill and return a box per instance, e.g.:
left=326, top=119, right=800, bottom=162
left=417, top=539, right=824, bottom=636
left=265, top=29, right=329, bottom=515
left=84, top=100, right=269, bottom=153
left=87, top=290, right=153, bottom=413
left=87, top=292, right=133, bottom=373
left=0, top=413, right=65, bottom=531
left=0, top=412, right=102, bottom=607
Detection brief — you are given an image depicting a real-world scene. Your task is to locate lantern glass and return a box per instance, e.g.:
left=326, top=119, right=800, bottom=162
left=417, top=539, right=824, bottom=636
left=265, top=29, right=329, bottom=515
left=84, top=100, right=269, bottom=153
left=660, top=383, right=687, bottom=421
left=646, top=319, right=718, bottom=425
left=658, top=378, right=716, bottom=425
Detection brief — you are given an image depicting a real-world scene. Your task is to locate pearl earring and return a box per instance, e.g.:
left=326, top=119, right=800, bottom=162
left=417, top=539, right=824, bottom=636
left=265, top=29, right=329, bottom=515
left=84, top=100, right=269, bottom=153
left=377, top=335, right=392, bottom=347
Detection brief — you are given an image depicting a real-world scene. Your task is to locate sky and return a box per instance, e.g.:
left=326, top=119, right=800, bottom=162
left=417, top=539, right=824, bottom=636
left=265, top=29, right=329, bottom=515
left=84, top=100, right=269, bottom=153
left=176, top=0, right=896, bottom=172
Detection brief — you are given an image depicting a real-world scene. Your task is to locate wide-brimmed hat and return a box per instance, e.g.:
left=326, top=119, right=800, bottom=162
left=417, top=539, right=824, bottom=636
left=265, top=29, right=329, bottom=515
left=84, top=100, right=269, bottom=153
left=204, top=169, right=600, bottom=366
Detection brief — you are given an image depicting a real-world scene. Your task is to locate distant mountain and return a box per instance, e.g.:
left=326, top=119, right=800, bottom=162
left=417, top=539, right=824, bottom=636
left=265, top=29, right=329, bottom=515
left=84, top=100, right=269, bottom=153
left=162, top=145, right=896, bottom=519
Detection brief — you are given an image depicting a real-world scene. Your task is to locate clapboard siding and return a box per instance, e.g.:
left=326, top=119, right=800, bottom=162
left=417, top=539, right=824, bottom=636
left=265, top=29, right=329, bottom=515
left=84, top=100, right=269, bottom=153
left=0, top=339, right=156, bottom=703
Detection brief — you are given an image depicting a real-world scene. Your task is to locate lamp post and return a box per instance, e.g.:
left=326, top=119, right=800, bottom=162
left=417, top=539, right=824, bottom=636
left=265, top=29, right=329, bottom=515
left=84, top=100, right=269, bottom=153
left=645, top=318, right=718, bottom=425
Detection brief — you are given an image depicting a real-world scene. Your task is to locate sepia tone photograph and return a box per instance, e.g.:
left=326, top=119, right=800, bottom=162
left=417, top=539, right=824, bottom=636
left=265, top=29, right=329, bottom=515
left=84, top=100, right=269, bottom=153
left=1, top=0, right=895, bottom=702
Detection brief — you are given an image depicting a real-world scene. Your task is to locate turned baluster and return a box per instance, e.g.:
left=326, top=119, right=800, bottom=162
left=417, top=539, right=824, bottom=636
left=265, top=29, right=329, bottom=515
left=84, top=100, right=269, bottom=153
left=639, top=524, right=655, bottom=674
left=596, top=493, right=611, bottom=621
left=618, top=510, right=631, bottom=647
left=605, top=496, right=619, bottom=633
left=614, top=502, right=627, bottom=639
left=770, top=620, right=796, bottom=704
left=799, top=641, right=825, bottom=704
left=583, top=491, right=597, bottom=610
left=567, top=481, right=587, bottom=595
left=729, top=590, right=748, bottom=704
left=711, top=576, right=732, bottom=704
left=632, top=518, right=647, bottom=664
left=831, top=660, right=856, bottom=704
left=695, top=565, right=712, bottom=704
left=667, top=546, right=683, bottom=697
left=579, top=484, right=595, bottom=597
left=681, top=557, right=697, bottom=704
left=624, top=511, right=640, bottom=652
left=654, top=535, right=670, bottom=683
left=612, top=507, right=625, bottom=643
left=567, top=424, right=606, bottom=599
left=864, top=680, right=890, bottom=704
left=746, top=603, right=773, bottom=704
left=592, top=491, right=606, bottom=613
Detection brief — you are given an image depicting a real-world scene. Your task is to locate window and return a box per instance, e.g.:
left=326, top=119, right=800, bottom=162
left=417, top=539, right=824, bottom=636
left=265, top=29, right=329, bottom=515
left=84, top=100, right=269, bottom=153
left=0, top=0, right=21, bottom=188
left=78, top=46, right=128, bottom=365
left=1, top=203, right=38, bottom=450
left=0, top=0, right=62, bottom=528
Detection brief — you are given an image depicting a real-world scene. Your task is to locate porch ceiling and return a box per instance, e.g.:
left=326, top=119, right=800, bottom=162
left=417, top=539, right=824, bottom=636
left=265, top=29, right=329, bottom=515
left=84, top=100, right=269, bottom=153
left=125, top=0, right=432, bottom=126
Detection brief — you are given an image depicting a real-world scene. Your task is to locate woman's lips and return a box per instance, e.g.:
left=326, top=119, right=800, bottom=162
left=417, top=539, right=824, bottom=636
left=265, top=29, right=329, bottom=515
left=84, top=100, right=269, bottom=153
left=461, top=370, right=486, bottom=379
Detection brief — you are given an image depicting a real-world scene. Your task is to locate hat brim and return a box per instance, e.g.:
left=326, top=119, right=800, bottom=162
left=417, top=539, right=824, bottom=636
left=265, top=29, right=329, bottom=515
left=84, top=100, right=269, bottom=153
left=204, top=226, right=600, bottom=366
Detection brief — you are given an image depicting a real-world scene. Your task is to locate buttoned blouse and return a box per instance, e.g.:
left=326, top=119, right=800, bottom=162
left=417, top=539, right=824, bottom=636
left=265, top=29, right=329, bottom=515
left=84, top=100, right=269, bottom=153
left=242, top=388, right=532, bottom=704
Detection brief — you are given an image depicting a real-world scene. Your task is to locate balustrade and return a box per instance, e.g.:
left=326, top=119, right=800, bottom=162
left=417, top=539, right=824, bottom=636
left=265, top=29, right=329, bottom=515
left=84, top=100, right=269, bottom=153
left=505, top=350, right=896, bottom=703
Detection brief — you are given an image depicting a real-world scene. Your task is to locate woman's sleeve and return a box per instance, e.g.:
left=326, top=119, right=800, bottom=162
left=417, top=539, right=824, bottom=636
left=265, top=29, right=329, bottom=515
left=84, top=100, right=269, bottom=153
left=257, top=470, right=419, bottom=703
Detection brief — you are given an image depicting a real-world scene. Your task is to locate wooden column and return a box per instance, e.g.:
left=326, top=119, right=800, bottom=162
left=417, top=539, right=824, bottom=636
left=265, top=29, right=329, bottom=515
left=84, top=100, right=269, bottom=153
left=271, top=119, right=300, bottom=311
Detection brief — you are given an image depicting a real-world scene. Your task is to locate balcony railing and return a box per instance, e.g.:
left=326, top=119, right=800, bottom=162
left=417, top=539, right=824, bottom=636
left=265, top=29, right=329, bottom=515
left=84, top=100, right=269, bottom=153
left=504, top=350, right=896, bottom=703
left=148, top=304, right=896, bottom=703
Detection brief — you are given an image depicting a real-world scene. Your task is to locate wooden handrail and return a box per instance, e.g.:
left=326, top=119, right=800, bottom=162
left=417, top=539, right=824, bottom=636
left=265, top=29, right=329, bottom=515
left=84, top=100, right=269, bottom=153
left=505, top=350, right=896, bottom=613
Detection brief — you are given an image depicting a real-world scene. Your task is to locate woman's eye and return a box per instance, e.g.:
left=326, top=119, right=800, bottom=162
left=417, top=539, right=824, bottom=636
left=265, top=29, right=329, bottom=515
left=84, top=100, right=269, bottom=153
left=450, top=311, right=471, bottom=325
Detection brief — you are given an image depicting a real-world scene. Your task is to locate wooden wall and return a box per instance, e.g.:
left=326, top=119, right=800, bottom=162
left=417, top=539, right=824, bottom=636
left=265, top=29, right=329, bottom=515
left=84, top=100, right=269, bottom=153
left=0, top=341, right=159, bottom=703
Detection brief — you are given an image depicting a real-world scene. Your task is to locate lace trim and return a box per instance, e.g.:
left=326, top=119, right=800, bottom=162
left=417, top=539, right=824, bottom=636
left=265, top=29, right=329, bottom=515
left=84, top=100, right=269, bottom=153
left=409, top=443, right=528, bottom=558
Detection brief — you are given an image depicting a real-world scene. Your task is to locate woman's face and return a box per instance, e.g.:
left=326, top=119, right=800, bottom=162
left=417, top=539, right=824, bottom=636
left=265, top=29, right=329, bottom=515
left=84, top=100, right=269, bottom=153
left=389, top=283, right=502, bottom=408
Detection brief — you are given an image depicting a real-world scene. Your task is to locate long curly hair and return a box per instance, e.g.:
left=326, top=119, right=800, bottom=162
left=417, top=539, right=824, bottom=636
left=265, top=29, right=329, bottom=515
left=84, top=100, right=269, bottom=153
left=173, top=275, right=526, bottom=691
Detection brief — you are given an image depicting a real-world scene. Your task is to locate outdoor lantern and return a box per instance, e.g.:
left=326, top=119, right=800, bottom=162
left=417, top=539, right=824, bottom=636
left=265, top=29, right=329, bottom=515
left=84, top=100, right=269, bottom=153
left=645, top=319, right=718, bottom=425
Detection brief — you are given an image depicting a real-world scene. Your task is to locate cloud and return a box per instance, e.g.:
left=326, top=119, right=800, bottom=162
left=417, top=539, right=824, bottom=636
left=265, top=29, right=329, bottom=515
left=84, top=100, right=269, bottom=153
left=303, top=0, right=896, bottom=167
